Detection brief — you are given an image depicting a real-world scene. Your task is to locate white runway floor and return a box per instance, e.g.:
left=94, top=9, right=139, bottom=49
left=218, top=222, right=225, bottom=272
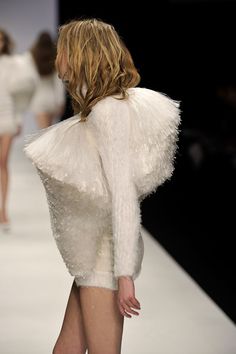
left=0, top=132, right=236, bottom=354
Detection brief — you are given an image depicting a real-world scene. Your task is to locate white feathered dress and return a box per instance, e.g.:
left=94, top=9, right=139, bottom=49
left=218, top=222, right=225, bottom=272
left=24, top=87, right=181, bottom=290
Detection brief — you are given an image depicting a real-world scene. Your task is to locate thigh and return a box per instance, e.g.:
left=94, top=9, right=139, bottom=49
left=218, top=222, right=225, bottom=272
left=54, top=281, right=87, bottom=354
left=79, top=287, right=124, bottom=354
left=0, top=135, right=13, bottom=163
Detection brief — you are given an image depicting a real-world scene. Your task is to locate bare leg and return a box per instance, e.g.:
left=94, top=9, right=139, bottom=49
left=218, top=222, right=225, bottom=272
left=36, top=112, right=54, bottom=129
left=0, top=134, right=13, bottom=223
left=79, top=286, right=124, bottom=354
left=53, top=280, right=88, bottom=354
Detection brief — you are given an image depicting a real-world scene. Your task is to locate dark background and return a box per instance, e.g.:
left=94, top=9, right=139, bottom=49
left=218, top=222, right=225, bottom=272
left=59, top=0, right=236, bottom=323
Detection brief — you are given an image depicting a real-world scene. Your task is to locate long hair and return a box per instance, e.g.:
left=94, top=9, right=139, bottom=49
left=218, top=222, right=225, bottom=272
left=30, top=31, right=56, bottom=76
left=55, top=18, right=140, bottom=121
left=0, top=28, right=14, bottom=55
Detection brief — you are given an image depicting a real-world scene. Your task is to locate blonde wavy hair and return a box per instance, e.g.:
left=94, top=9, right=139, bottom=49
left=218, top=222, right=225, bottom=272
left=55, top=18, right=140, bottom=121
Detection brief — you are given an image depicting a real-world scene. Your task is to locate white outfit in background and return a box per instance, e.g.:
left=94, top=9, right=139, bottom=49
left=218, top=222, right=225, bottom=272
left=0, top=52, right=37, bottom=135
left=28, top=54, right=65, bottom=115
left=24, top=87, right=181, bottom=290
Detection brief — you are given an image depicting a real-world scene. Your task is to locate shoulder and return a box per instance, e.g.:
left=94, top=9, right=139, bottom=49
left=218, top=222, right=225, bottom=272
left=91, top=93, right=130, bottom=130
left=93, top=87, right=180, bottom=111
left=19, top=51, right=35, bottom=67
left=12, top=52, right=38, bottom=75
left=93, top=93, right=129, bottom=113
left=4, top=53, right=28, bottom=72
left=0, top=54, right=14, bottom=67
left=92, top=86, right=180, bottom=120
left=127, top=87, right=181, bottom=110
left=127, top=87, right=181, bottom=128
left=89, top=87, right=181, bottom=141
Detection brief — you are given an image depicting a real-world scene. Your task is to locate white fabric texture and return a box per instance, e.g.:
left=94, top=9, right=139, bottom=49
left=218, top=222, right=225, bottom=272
left=28, top=51, right=66, bottom=115
left=92, top=97, right=144, bottom=278
left=0, top=55, right=15, bottom=134
left=24, top=87, right=181, bottom=285
left=0, top=53, right=37, bottom=134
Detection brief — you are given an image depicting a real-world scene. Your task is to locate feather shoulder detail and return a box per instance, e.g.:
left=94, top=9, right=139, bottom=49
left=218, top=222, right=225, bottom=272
left=127, top=87, right=181, bottom=198
left=23, top=115, right=111, bottom=205
left=91, top=87, right=182, bottom=199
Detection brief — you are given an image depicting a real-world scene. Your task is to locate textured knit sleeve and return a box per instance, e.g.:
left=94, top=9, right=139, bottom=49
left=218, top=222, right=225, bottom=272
left=99, top=99, right=142, bottom=279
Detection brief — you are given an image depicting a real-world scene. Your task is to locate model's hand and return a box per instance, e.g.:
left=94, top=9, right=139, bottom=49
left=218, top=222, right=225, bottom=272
left=117, top=276, right=141, bottom=318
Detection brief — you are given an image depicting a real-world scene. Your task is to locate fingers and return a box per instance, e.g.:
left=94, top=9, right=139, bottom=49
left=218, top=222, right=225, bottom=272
left=124, top=303, right=139, bottom=316
left=119, top=305, right=131, bottom=318
left=120, top=303, right=139, bottom=318
left=130, top=297, right=141, bottom=309
left=126, top=299, right=140, bottom=315
left=118, top=297, right=141, bottom=318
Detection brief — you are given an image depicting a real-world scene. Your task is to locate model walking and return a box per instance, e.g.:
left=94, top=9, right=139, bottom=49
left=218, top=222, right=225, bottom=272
left=0, top=29, right=36, bottom=232
left=24, top=19, right=181, bottom=353
left=29, top=31, right=65, bottom=129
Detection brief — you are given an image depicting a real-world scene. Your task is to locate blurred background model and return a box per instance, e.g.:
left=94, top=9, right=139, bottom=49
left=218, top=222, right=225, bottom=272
left=0, top=28, right=37, bottom=231
left=28, top=31, right=65, bottom=129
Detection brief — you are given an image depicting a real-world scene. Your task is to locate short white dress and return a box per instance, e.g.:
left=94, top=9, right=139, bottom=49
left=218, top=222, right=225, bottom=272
left=28, top=55, right=65, bottom=115
left=37, top=163, right=144, bottom=290
left=0, top=52, right=37, bottom=135
left=24, top=87, right=181, bottom=290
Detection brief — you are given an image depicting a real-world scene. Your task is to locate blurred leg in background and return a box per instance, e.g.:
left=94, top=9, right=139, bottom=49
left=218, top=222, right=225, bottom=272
left=0, top=134, right=14, bottom=228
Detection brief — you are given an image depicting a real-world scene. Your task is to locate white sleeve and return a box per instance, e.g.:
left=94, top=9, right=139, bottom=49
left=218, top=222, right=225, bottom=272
left=101, top=100, right=142, bottom=279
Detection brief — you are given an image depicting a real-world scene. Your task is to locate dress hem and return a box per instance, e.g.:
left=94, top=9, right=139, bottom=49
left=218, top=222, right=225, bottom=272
left=74, top=270, right=118, bottom=290
left=73, top=267, right=142, bottom=291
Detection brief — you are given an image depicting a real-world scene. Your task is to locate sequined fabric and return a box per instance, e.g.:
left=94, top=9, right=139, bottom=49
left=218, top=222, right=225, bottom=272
left=36, top=168, right=144, bottom=290
left=24, top=87, right=181, bottom=289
